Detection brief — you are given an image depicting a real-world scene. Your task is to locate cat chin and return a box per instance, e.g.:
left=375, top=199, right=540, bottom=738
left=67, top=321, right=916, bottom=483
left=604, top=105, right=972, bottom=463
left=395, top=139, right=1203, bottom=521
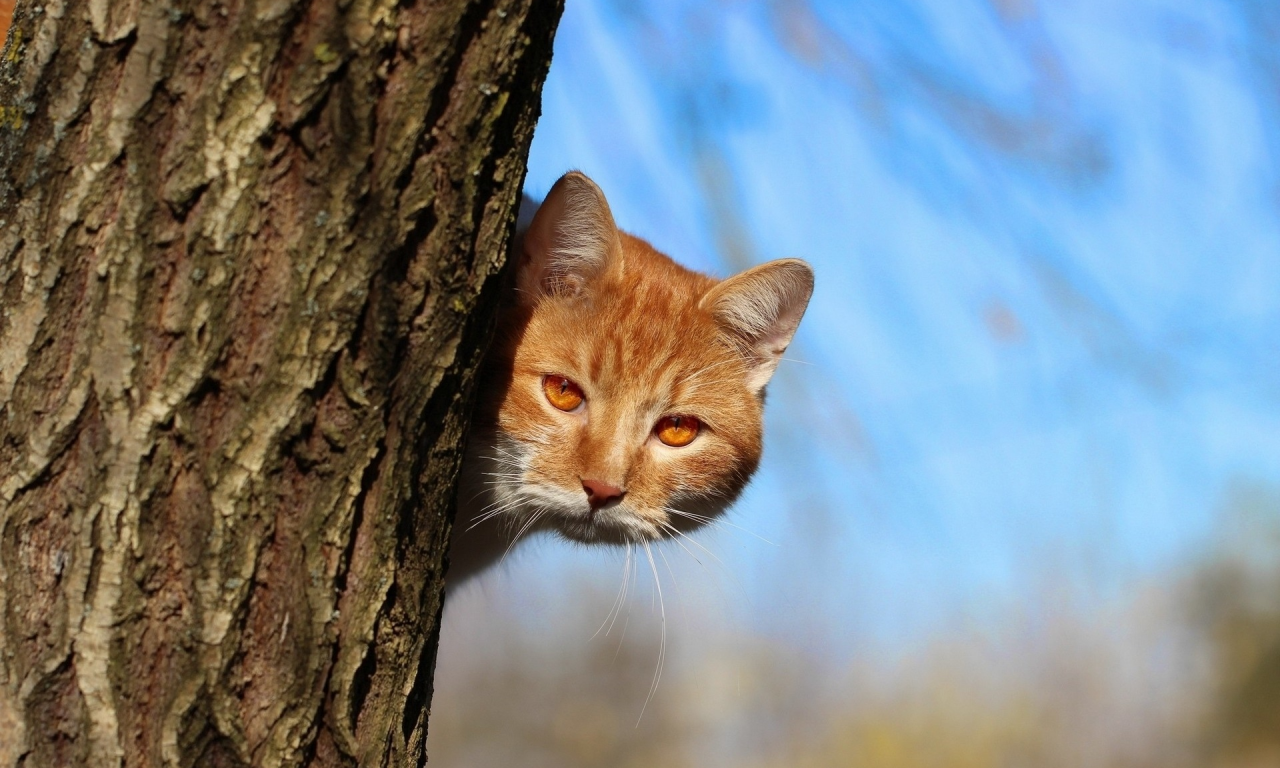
left=548, top=508, right=661, bottom=546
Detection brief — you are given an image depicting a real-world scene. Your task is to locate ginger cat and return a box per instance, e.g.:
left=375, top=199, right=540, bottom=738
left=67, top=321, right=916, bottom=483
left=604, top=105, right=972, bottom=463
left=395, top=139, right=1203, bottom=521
left=448, top=171, right=813, bottom=583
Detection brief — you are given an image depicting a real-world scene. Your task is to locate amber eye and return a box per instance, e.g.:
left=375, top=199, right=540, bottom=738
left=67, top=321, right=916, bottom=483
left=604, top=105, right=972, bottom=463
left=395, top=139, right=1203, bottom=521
left=543, top=375, right=585, bottom=411
left=655, top=415, right=700, bottom=447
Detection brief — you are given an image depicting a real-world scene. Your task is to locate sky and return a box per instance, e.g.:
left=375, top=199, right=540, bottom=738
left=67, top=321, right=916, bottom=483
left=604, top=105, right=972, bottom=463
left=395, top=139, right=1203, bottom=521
left=451, top=0, right=1280, bottom=664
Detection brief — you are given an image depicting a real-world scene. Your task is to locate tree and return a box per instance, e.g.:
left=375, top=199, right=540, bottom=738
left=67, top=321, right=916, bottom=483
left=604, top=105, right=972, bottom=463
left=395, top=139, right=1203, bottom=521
left=0, top=0, right=561, bottom=764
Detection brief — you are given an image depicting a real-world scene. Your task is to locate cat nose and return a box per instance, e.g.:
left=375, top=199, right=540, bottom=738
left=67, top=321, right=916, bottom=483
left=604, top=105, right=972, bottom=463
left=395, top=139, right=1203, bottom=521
left=581, top=478, right=625, bottom=509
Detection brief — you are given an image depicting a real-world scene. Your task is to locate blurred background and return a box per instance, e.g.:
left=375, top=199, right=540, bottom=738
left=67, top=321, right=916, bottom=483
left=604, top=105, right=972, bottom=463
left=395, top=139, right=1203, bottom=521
left=430, top=1, right=1280, bottom=766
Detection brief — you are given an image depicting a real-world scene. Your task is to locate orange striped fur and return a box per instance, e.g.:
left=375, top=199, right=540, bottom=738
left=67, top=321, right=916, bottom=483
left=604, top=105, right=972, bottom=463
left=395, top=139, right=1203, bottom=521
left=1, top=0, right=14, bottom=51
left=449, top=172, right=813, bottom=583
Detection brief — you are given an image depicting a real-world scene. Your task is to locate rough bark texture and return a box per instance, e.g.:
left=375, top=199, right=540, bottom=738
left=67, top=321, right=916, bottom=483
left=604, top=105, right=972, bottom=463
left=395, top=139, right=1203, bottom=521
left=0, top=0, right=561, bottom=765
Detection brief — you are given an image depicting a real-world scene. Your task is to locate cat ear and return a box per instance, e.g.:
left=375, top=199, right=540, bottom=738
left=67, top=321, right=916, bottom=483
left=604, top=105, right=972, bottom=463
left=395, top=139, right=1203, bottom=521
left=518, top=171, right=622, bottom=300
left=701, top=259, right=814, bottom=393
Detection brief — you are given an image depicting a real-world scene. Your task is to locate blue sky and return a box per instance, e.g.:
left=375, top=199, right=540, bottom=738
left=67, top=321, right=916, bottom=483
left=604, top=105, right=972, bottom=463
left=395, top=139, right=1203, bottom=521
left=496, top=0, right=1280, bottom=653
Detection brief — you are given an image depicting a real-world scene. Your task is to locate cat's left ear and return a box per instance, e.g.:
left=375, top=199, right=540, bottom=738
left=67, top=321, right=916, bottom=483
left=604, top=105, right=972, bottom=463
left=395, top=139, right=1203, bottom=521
left=518, top=171, right=623, bottom=301
left=702, top=259, right=814, bottom=393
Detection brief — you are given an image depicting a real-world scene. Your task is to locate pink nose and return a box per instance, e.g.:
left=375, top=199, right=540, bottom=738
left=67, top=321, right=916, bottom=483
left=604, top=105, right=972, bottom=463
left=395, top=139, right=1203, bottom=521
left=581, top=478, right=624, bottom=509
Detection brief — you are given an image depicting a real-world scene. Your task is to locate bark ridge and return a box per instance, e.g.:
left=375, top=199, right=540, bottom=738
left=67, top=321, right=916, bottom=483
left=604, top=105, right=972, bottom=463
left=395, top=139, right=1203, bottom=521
left=0, top=0, right=562, bottom=765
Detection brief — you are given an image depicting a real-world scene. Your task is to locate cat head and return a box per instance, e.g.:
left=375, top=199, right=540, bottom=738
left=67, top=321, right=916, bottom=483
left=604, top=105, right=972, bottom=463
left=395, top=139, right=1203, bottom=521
left=468, top=171, right=813, bottom=548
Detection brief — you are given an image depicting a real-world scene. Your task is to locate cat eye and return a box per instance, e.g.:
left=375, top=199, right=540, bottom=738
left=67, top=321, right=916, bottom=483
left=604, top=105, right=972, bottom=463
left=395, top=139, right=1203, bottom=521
left=543, top=375, right=585, bottom=411
left=655, top=415, right=700, bottom=447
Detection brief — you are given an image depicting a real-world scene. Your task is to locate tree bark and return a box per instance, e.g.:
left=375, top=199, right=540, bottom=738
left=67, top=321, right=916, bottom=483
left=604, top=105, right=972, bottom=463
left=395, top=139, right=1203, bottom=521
left=0, top=0, right=561, bottom=765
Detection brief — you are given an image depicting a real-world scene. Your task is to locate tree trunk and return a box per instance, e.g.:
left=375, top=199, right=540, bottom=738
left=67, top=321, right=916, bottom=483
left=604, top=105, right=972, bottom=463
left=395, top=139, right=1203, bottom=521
left=0, top=0, right=561, bottom=765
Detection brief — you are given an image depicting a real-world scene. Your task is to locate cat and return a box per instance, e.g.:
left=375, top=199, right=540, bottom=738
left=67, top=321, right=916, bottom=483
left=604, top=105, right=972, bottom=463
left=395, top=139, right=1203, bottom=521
left=447, top=171, right=813, bottom=584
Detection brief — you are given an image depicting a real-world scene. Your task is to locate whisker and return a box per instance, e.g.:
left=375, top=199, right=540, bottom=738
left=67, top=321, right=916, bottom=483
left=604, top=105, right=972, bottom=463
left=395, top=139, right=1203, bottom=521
left=665, top=507, right=778, bottom=547
left=498, top=506, right=546, bottom=565
left=475, top=492, right=519, bottom=514
left=466, top=495, right=527, bottom=531
left=658, top=521, right=722, bottom=570
left=656, top=546, right=690, bottom=625
left=469, top=498, right=512, bottom=521
left=660, top=515, right=750, bottom=605
left=637, top=541, right=666, bottom=727
left=592, top=543, right=633, bottom=641
left=657, top=522, right=703, bottom=566
left=613, top=542, right=640, bottom=662
left=611, top=545, right=634, bottom=638
left=777, top=355, right=814, bottom=366
left=464, top=487, right=493, bottom=504
left=613, top=606, right=632, bottom=663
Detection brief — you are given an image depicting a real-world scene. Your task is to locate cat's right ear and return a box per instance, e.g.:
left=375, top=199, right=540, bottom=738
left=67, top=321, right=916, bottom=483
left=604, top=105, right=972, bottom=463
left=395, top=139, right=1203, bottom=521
left=517, top=171, right=622, bottom=301
left=702, top=259, right=815, bottom=394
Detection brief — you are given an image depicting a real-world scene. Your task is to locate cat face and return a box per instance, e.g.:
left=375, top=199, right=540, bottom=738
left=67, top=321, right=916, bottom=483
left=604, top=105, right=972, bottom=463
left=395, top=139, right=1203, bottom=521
left=463, top=172, right=812, bottom=550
